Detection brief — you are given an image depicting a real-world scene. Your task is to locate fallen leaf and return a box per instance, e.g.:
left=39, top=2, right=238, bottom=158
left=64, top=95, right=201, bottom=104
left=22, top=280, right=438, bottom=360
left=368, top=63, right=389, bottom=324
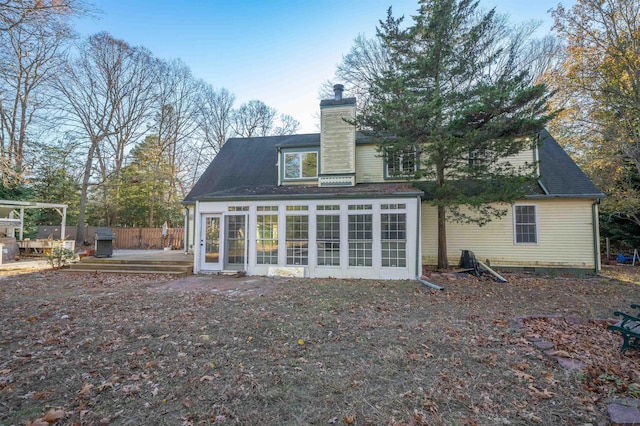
left=342, top=414, right=356, bottom=424
left=528, top=385, right=554, bottom=399
left=78, top=382, right=93, bottom=398
left=514, top=371, right=535, bottom=382
left=26, top=420, right=49, bottom=426
left=42, top=408, right=65, bottom=422
left=183, top=396, right=192, bottom=408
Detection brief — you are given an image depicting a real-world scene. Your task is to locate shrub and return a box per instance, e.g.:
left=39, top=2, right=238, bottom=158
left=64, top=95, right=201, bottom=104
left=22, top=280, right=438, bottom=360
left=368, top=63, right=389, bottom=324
left=46, top=247, right=76, bottom=269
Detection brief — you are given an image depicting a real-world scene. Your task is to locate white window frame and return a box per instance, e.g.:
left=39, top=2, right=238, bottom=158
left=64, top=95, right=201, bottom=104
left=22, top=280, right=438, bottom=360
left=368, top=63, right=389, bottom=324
left=381, top=212, right=407, bottom=268
left=513, top=204, right=538, bottom=245
left=469, top=148, right=488, bottom=168
left=283, top=151, right=318, bottom=180
left=316, top=213, right=340, bottom=267
left=385, top=147, right=418, bottom=178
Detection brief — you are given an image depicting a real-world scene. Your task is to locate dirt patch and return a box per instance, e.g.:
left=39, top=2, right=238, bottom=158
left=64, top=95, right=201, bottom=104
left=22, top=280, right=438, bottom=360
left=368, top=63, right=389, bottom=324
left=148, top=274, right=282, bottom=296
left=1, top=268, right=640, bottom=425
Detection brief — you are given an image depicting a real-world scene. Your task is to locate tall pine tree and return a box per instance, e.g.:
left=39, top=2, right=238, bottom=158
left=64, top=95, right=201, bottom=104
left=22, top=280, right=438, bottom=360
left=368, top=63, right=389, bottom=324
left=358, top=0, right=555, bottom=268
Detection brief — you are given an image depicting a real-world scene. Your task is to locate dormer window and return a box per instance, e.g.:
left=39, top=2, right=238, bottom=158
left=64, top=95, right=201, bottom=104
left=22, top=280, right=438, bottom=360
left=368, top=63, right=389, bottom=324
left=284, top=151, right=318, bottom=179
left=386, top=147, right=417, bottom=178
left=469, top=148, right=488, bottom=168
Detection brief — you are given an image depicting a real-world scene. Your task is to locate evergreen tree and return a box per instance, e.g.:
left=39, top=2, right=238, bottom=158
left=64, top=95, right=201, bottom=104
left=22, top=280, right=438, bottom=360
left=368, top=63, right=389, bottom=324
left=30, top=142, right=81, bottom=227
left=116, top=135, right=179, bottom=227
left=358, top=0, right=555, bottom=268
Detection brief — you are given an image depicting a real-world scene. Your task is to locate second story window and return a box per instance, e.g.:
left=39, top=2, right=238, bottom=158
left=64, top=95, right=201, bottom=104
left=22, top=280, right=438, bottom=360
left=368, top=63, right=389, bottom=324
left=469, top=148, right=488, bottom=168
left=386, top=147, right=417, bottom=177
left=284, top=152, right=318, bottom=179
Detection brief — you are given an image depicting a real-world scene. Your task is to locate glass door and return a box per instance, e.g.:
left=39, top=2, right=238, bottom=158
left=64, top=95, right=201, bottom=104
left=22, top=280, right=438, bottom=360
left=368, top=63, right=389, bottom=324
left=200, top=215, right=221, bottom=271
left=224, top=215, right=246, bottom=270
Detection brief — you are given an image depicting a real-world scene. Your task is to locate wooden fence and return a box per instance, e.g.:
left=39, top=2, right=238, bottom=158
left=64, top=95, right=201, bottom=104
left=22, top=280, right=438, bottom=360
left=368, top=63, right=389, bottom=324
left=37, top=226, right=184, bottom=250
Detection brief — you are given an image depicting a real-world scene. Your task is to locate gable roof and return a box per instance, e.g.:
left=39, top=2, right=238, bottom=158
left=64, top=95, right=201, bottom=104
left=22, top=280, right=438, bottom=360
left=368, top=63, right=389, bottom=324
left=536, top=130, right=604, bottom=198
left=183, top=130, right=603, bottom=203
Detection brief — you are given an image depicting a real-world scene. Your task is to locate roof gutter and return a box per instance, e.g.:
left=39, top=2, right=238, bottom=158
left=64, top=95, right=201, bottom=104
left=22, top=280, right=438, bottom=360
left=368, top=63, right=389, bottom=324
left=525, top=193, right=605, bottom=200
left=193, top=192, right=424, bottom=202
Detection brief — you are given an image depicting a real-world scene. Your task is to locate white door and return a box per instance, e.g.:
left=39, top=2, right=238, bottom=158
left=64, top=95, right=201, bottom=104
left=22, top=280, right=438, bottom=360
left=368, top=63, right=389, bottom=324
left=200, top=214, right=222, bottom=271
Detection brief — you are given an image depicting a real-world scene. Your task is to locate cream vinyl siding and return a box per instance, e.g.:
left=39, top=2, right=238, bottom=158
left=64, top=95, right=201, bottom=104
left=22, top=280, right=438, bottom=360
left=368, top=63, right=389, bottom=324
left=356, top=145, right=384, bottom=183
left=500, top=148, right=537, bottom=172
left=421, top=198, right=596, bottom=269
left=355, top=145, right=537, bottom=184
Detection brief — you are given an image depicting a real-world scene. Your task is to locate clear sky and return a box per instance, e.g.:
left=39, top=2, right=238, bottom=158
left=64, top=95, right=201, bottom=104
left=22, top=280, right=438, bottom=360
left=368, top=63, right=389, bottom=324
left=75, top=0, right=573, bottom=133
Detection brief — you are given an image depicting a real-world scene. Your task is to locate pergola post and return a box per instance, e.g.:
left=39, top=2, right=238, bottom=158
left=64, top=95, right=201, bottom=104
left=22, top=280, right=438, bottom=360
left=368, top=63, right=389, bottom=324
left=61, top=206, right=67, bottom=240
left=19, top=208, right=24, bottom=240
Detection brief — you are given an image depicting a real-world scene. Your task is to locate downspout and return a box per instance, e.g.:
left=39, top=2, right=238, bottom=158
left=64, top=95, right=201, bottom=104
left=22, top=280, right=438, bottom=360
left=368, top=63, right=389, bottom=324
left=193, top=200, right=200, bottom=274
left=415, top=196, right=420, bottom=278
left=415, top=196, right=444, bottom=291
left=592, top=199, right=601, bottom=273
left=184, top=206, right=190, bottom=254
left=417, top=275, right=444, bottom=291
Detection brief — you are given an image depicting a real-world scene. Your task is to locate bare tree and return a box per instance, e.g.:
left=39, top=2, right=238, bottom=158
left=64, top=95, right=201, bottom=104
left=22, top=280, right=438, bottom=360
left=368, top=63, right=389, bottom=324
left=272, top=114, right=300, bottom=136
left=231, top=99, right=276, bottom=137
left=0, top=15, right=72, bottom=187
left=53, top=32, right=156, bottom=243
left=0, top=0, right=84, bottom=32
left=96, top=41, right=157, bottom=225
left=147, top=58, right=201, bottom=226
left=196, top=84, right=234, bottom=155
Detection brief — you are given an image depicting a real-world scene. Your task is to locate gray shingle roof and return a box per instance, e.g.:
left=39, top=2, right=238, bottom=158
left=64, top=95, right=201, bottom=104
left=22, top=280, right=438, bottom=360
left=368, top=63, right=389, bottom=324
left=183, top=130, right=603, bottom=203
left=537, top=130, right=604, bottom=198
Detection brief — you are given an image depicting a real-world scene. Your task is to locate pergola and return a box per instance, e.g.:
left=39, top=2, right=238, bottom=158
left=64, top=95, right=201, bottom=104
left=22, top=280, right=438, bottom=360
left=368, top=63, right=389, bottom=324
left=0, top=200, right=67, bottom=241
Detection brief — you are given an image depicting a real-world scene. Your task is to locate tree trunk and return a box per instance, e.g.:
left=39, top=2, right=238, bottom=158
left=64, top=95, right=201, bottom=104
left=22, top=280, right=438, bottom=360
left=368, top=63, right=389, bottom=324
left=436, top=164, right=448, bottom=269
left=76, top=142, right=96, bottom=245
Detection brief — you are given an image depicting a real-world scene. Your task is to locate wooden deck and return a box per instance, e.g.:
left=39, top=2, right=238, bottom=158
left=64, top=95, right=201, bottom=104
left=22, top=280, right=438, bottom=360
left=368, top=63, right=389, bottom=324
left=65, top=249, right=194, bottom=276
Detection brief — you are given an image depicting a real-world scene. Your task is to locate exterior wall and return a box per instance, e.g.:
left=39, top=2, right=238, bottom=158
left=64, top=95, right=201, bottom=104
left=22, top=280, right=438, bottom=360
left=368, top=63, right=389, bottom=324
left=502, top=147, right=537, bottom=171
left=355, top=143, right=537, bottom=184
left=320, top=105, right=356, bottom=175
left=420, top=198, right=598, bottom=270
left=184, top=205, right=195, bottom=253
left=193, top=197, right=420, bottom=280
left=356, top=145, right=384, bottom=183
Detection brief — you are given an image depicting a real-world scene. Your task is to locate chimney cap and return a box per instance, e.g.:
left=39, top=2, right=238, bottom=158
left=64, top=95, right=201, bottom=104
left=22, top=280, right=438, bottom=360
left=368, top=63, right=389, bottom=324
left=333, top=84, right=344, bottom=100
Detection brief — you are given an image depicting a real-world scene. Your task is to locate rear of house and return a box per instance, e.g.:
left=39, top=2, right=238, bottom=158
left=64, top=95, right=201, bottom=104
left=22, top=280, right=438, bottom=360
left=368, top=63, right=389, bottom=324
left=183, top=86, right=603, bottom=279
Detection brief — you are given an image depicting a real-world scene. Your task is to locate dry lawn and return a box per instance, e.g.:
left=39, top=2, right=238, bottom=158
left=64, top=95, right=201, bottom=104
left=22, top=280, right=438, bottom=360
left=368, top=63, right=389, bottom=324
left=1, top=265, right=640, bottom=425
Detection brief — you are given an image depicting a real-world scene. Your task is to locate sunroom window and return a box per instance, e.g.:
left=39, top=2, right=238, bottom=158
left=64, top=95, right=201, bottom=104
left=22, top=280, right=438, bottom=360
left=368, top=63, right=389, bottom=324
left=381, top=213, right=407, bottom=267
left=284, top=152, right=318, bottom=179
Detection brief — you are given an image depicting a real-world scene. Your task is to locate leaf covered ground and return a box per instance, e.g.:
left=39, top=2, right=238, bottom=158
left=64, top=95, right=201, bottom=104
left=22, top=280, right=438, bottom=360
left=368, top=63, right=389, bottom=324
left=1, top=265, right=640, bottom=425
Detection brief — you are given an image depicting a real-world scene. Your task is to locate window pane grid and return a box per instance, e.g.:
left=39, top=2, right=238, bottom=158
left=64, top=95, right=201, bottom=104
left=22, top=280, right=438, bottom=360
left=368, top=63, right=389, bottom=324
left=226, top=216, right=245, bottom=264
left=316, top=215, right=340, bottom=266
left=387, top=148, right=417, bottom=176
left=286, top=215, right=308, bottom=265
left=381, top=213, right=406, bottom=267
left=256, top=214, right=278, bottom=265
left=349, top=214, right=372, bottom=267
left=515, top=206, right=537, bottom=244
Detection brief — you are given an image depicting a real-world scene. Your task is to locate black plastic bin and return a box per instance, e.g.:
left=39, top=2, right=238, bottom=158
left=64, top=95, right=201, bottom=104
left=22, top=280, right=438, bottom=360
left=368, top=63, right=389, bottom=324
left=95, top=227, right=115, bottom=258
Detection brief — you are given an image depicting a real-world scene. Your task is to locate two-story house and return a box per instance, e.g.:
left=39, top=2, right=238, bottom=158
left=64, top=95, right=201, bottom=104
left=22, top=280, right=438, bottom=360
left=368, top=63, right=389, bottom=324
left=182, top=85, right=604, bottom=279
